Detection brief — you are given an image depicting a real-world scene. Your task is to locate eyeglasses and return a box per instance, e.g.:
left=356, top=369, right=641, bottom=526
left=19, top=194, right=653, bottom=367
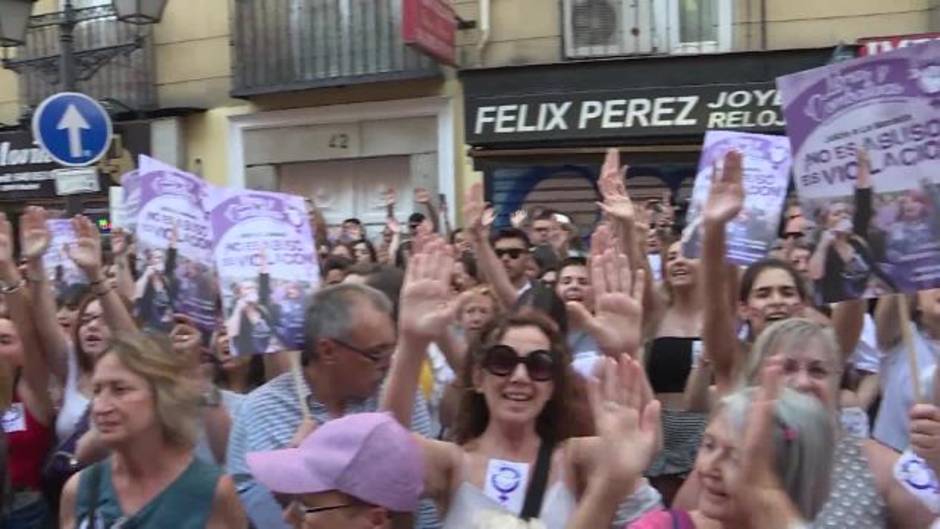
left=494, top=248, right=526, bottom=259
left=299, top=503, right=357, bottom=515
left=482, top=344, right=555, bottom=382
left=783, top=232, right=804, bottom=240
left=331, top=337, right=392, bottom=363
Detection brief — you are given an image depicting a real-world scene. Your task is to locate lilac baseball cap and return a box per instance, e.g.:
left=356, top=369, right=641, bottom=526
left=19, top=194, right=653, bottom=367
left=246, top=412, right=424, bottom=512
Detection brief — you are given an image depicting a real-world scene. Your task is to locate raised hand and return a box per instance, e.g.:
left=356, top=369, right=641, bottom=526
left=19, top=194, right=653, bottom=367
left=910, top=366, right=940, bottom=473
left=462, top=182, right=487, bottom=238
left=481, top=207, right=496, bottom=229
left=596, top=149, right=636, bottom=224
left=587, top=354, right=662, bottom=490
left=414, top=187, right=433, bottom=205
left=384, top=187, right=397, bottom=207
left=566, top=249, right=645, bottom=355
left=0, top=213, right=15, bottom=270
left=703, top=150, right=745, bottom=225
left=66, top=215, right=104, bottom=279
left=20, top=206, right=51, bottom=261
left=856, top=149, right=872, bottom=190
left=169, top=221, right=179, bottom=247
left=728, top=357, right=805, bottom=528
left=510, top=209, right=527, bottom=228
left=399, top=239, right=457, bottom=343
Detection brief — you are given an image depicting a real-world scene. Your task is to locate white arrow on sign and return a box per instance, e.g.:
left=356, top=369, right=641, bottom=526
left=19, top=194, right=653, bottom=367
left=57, top=104, right=90, bottom=158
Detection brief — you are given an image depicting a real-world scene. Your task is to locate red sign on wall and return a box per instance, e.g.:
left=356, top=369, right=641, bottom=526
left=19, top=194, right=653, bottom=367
left=402, top=0, right=457, bottom=66
left=858, top=33, right=940, bottom=56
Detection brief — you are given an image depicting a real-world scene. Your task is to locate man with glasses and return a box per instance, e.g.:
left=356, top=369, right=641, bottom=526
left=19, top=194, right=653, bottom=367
left=247, top=412, right=422, bottom=529
left=491, top=228, right=534, bottom=297
left=226, top=284, right=438, bottom=529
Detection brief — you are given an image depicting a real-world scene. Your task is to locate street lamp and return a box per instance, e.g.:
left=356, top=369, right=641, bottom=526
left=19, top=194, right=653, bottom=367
left=0, top=0, right=34, bottom=47
left=0, top=0, right=167, bottom=216
left=113, top=0, right=168, bottom=25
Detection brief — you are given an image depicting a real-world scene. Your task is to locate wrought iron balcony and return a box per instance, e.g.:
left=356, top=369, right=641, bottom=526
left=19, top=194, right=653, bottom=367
left=231, top=0, right=441, bottom=97
left=3, top=4, right=157, bottom=113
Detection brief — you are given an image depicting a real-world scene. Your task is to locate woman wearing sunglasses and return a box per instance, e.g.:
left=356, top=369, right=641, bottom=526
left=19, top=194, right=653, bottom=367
left=383, top=241, right=663, bottom=529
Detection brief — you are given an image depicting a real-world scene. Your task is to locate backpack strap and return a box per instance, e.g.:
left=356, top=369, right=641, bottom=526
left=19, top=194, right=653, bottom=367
left=519, top=440, right=554, bottom=520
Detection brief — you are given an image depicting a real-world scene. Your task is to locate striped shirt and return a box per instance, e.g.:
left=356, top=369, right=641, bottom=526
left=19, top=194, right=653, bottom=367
left=227, top=372, right=440, bottom=529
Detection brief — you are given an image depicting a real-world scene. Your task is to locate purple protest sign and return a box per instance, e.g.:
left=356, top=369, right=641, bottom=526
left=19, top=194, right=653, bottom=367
left=777, top=41, right=940, bottom=302
left=682, top=131, right=792, bottom=265
left=42, top=219, right=86, bottom=298
left=134, top=155, right=216, bottom=332
left=211, top=189, right=320, bottom=356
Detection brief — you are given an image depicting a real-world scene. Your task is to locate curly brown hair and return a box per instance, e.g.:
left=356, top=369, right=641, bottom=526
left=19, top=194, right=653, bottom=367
left=452, top=309, right=592, bottom=444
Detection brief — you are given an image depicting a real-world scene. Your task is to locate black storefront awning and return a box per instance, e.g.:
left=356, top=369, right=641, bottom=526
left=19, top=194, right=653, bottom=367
left=461, top=47, right=839, bottom=150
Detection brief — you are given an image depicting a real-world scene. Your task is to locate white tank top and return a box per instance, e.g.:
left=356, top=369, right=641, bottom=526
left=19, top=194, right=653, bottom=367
left=55, top=345, right=90, bottom=441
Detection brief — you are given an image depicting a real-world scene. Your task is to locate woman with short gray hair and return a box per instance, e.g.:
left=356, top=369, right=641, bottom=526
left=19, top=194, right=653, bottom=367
left=624, top=383, right=834, bottom=528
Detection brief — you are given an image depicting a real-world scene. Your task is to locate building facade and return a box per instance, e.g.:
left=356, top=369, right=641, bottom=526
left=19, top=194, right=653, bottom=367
left=0, top=0, right=937, bottom=232
left=453, top=0, right=940, bottom=231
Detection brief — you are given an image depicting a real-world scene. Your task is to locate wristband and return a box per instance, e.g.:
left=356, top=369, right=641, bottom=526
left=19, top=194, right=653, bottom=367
left=894, top=449, right=940, bottom=514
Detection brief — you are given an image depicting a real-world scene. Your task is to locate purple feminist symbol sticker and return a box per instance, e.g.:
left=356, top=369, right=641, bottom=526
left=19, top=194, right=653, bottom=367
left=490, top=465, right=523, bottom=503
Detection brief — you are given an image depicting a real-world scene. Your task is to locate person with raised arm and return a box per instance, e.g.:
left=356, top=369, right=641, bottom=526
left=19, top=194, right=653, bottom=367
left=133, top=223, right=180, bottom=332
left=0, top=212, right=55, bottom=528
left=698, top=150, right=864, bottom=395
left=381, top=240, right=662, bottom=528
left=19, top=209, right=136, bottom=446
left=808, top=149, right=895, bottom=302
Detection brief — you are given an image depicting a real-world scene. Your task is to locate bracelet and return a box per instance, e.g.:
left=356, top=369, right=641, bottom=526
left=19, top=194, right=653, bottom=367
left=0, top=278, right=26, bottom=294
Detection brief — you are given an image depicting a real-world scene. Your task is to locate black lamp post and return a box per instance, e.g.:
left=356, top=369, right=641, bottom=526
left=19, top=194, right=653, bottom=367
left=0, top=0, right=167, bottom=214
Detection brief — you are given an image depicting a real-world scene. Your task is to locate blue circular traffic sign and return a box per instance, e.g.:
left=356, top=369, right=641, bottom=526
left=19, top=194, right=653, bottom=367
left=32, top=92, right=113, bottom=167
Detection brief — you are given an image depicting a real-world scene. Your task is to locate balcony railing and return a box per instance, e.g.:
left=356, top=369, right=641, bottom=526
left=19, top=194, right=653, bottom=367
left=8, top=5, right=156, bottom=113
left=231, top=0, right=440, bottom=97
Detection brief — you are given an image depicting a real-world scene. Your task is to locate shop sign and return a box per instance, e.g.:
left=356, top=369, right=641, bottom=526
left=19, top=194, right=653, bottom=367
left=466, top=82, right=785, bottom=145
left=402, top=0, right=457, bottom=66
left=858, top=33, right=940, bottom=56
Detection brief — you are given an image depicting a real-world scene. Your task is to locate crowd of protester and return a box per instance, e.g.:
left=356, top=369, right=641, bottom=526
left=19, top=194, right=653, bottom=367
left=1, top=148, right=940, bottom=529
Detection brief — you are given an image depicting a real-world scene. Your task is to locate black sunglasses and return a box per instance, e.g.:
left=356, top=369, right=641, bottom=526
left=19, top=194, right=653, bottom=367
left=494, top=248, right=526, bottom=259
left=783, top=232, right=804, bottom=240
left=482, top=344, right=555, bottom=382
left=299, top=503, right=356, bottom=515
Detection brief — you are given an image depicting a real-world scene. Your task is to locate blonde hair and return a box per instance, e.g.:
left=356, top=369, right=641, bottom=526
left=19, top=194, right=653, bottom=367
left=104, top=331, right=201, bottom=447
left=740, top=318, right=842, bottom=389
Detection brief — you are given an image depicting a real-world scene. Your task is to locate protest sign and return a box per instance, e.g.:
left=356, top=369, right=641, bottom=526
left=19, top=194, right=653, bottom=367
left=212, top=189, right=319, bottom=356
left=134, top=155, right=216, bottom=332
left=777, top=41, right=940, bottom=302
left=42, top=219, right=86, bottom=299
left=682, top=131, right=792, bottom=265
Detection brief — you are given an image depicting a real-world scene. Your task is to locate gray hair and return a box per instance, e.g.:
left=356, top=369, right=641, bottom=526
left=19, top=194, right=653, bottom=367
left=719, top=387, right=835, bottom=520
left=740, top=318, right=841, bottom=388
left=302, top=283, right=393, bottom=364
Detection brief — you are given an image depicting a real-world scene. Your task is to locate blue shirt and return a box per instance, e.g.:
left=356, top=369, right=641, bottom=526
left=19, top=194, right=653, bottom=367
left=226, top=372, right=440, bottom=529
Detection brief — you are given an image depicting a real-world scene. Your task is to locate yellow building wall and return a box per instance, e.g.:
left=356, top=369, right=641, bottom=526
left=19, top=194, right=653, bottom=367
left=453, top=0, right=934, bottom=68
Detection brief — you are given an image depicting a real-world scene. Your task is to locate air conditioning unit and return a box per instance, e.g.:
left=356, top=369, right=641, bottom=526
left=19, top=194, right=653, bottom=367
left=563, top=0, right=660, bottom=58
